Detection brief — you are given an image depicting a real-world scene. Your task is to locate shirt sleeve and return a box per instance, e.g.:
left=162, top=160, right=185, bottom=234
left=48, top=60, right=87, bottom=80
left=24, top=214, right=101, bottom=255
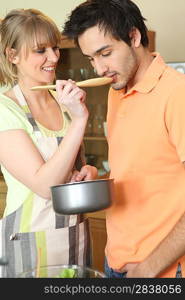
left=165, top=81, right=185, bottom=162
left=0, top=100, right=26, bottom=132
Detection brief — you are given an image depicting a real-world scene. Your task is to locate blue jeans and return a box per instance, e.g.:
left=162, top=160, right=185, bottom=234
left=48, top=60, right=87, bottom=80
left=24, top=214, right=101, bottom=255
left=104, top=258, right=182, bottom=278
left=104, top=257, right=127, bottom=278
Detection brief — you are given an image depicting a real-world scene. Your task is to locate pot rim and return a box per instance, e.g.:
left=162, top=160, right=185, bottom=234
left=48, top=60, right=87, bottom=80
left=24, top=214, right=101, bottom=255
left=50, top=177, right=114, bottom=189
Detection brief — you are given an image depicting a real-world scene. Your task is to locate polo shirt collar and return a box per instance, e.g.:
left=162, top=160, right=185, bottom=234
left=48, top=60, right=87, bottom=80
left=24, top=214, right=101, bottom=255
left=120, top=52, right=167, bottom=98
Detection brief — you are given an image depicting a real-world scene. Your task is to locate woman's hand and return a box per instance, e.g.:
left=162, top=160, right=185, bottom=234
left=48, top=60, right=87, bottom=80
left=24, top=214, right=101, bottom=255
left=69, top=165, right=98, bottom=182
left=56, top=79, right=88, bottom=120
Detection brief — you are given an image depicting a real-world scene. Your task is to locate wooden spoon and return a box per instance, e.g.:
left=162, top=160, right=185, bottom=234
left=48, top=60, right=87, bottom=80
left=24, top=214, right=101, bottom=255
left=30, top=77, right=112, bottom=91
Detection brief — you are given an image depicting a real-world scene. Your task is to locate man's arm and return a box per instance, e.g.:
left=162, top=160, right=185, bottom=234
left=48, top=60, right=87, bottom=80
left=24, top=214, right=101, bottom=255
left=123, top=212, right=185, bottom=277
left=120, top=163, right=185, bottom=278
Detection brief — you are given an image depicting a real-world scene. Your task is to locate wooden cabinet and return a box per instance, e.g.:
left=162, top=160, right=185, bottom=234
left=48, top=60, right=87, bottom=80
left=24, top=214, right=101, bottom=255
left=147, top=31, right=155, bottom=53
left=56, top=47, right=109, bottom=169
left=61, top=30, right=155, bottom=51
left=84, top=210, right=106, bottom=272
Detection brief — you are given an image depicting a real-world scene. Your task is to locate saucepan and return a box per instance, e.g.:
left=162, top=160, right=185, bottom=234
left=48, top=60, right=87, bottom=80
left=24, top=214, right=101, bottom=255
left=50, top=178, right=114, bottom=215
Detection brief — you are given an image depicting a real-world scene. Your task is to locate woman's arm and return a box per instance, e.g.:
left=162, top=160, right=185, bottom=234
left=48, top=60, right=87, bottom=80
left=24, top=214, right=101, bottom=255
left=0, top=80, right=88, bottom=198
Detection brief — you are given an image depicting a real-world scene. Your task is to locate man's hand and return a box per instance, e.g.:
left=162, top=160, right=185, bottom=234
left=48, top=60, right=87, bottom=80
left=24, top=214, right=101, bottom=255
left=69, top=165, right=98, bottom=182
left=115, top=262, right=154, bottom=278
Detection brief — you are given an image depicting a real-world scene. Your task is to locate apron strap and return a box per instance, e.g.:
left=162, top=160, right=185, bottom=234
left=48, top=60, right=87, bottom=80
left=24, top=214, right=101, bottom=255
left=13, top=84, right=27, bottom=106
left=13, top=84, right=40, bottom=131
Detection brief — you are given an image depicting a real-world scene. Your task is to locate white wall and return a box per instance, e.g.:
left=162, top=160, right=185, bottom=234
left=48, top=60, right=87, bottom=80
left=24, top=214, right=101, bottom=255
left=0, top=0, right=83, bottom=30
left=134, top=0, right=185, bottom=62
left=0, top=0, right=185, bottom=62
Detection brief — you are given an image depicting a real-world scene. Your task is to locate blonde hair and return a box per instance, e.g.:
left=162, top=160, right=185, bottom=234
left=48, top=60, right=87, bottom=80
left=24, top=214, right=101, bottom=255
left=0, top=8, right=62, bottom=86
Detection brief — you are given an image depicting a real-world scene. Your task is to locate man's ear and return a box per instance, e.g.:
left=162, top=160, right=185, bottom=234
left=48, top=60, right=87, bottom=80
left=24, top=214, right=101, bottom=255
left=6, top=48, right=19, bottom=64
left=129, top=28, right=141, bottom=48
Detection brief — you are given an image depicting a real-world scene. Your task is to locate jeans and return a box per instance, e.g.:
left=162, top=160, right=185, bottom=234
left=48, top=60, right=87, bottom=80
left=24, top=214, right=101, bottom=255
left=104, top=257, right=127, bottom=278
left=104, top=257, right=182, bottom=278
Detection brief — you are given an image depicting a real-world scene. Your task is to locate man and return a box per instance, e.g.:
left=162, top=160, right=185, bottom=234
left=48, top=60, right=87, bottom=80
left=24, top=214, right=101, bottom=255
left=63, top=0, right=185, bottom=277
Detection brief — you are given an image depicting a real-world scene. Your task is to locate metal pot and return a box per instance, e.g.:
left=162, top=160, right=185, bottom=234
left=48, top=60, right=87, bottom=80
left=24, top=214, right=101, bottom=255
left=51, top=178, right=114, bottom=215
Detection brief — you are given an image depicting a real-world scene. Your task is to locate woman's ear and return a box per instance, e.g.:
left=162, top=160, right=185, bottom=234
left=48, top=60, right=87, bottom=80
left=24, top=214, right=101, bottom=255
left=129, top=28, right=141, bottom=48
left=6, top=48, right=19, bottom=64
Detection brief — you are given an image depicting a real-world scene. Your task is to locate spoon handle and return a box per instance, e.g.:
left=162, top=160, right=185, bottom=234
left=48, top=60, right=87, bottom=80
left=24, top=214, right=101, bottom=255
left=30, top=77, right=112, bottom=90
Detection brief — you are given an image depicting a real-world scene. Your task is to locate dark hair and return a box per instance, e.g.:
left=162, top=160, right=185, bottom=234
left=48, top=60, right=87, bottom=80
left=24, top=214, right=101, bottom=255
left=63, top=0, right=149, bottom=47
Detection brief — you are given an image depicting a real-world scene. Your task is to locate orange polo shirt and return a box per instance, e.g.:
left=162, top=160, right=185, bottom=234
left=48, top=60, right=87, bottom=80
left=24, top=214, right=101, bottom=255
left=105, top=53, right=185, bottom=277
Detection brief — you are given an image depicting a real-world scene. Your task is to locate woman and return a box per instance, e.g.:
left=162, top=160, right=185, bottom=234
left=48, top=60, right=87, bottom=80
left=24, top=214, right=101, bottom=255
left=0, top=8, right=97, bottom=277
